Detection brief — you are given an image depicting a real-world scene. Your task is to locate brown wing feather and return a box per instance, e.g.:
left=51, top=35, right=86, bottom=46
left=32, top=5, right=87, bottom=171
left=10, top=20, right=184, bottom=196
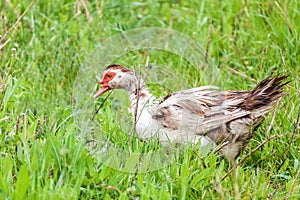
left=240, top=72, right=289, bottom=110
left=153, top=87, right=251, bottom=132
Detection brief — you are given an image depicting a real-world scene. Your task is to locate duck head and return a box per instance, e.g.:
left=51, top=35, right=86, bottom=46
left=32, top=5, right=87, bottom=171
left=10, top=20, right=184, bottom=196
left=94, top=64, right=140, bottom=98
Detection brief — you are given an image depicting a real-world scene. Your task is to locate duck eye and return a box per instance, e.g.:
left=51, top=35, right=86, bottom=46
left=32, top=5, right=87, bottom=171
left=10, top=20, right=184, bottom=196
left=107, top=74, right=111, bottom=78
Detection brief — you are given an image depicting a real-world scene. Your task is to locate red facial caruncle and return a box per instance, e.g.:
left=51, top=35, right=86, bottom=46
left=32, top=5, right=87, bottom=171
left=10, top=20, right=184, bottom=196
left=93, top=71, right=116, bottom=98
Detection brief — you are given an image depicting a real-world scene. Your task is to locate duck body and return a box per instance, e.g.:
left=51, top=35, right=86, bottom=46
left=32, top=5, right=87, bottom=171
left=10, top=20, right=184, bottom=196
left=94, top=64, right=288, bottom=159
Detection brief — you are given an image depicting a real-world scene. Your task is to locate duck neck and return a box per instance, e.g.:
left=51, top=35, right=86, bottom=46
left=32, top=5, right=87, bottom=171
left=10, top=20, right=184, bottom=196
left=127, top=79, right=155, bottom=119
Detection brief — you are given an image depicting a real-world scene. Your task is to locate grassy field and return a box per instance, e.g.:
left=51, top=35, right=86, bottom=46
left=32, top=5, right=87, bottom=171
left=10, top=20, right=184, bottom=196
left=1, top=0, right=299, bottom=199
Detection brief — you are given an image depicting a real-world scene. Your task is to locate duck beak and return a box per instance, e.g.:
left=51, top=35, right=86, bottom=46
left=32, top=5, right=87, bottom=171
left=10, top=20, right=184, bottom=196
left=93, top=85, right=110, bottom=98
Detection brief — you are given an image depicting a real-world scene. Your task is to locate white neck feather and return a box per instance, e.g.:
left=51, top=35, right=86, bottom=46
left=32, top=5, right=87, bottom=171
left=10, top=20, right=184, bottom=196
left=119, top=72, right=160, bottom=139
left=128, top=84, right=155, bottom=118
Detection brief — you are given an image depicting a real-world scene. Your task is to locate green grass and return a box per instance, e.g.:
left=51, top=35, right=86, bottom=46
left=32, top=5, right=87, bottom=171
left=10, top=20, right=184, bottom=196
left=1, top=0, right=299, bottom=199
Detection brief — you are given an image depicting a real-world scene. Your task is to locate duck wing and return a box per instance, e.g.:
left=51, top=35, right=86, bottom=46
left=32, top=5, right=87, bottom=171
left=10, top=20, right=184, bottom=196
left=152, top=86, right=251, bottom=136
left=152, top=73, right=288, bottom=143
